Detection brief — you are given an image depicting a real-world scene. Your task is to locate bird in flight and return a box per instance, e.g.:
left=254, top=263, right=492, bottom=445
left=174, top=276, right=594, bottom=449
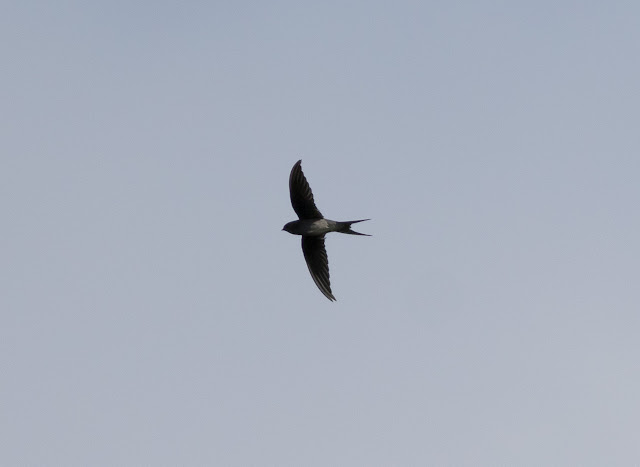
left=282, top=160, right=370, bottom=301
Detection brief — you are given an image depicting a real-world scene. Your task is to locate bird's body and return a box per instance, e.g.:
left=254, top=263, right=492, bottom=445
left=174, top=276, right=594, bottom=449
left=283, top=218, right=335, bottom=236
left=283, top=218, right=370, bottom=237
left=282, top=160, right=370, bottom=301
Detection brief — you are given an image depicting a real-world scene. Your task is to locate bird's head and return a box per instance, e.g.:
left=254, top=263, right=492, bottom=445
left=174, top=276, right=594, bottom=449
left=282, top=221, right=297, bottom=234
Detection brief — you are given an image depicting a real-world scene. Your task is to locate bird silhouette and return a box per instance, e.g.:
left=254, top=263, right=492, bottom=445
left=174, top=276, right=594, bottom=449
left=282, top=160, right=370, bottom=301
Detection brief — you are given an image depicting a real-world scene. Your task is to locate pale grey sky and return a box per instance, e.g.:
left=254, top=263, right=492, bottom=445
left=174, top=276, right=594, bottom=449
left=2, top=1, right=640, bottom=465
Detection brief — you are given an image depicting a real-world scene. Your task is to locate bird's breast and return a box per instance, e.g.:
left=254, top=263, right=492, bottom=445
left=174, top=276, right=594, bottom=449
left=306, top=218, right=336, bottom=235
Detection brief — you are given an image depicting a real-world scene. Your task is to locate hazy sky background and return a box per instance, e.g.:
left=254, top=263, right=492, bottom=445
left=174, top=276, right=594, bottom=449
left=2, top=1, right=639, bottom=465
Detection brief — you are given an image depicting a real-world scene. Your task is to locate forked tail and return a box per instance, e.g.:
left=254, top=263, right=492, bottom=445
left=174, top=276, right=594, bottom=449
left=338, top=219, right=371, bottom=236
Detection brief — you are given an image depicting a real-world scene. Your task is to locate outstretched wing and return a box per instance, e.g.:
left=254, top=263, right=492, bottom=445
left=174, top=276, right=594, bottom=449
left=289, top=160, right=323, bottom=220
left=301, top=236, right=336, bottom=301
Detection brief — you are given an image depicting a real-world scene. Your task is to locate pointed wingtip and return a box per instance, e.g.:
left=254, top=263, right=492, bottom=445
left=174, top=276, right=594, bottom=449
left=291, top=160, right=302, bottom=172
left=318, top=285, right=337, bottom=302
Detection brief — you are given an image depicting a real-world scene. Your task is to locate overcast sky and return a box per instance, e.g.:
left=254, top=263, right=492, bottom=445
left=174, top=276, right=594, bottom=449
left=2, top=1, right=640, bottom=465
